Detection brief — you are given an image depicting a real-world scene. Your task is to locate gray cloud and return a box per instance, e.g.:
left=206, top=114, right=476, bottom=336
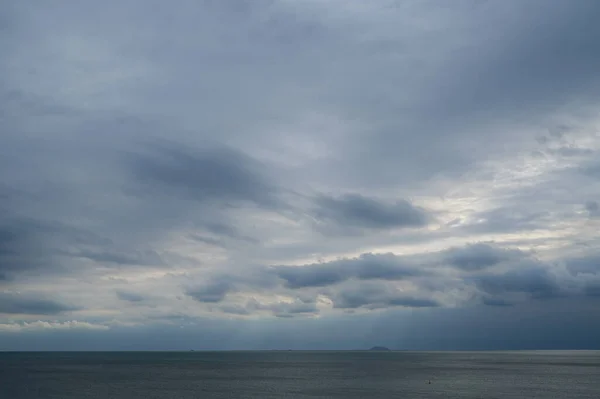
left=584, top=284, right=600, bottom=297
left=128, top=141, right=280, bottom=209
left=271, top=253, right=422, bottom=289
left=186, top=280, right=235, bottom=303
left=303, top=1, right=600, bottom=190
left=0, top=209, right=184, bottom=281
left=116, top=290, right=145, bottom=303
left=313, top=194, right=429, bottom=231
left=585, top=201, right=599, bottom=218
left=443, top=243, right=526, bottom=271
left=472, top=265, right=562, bottom=300
left=246, top=297, right=318, bottom=318
left=186, top=221, right=261, bottom=250
left=184, top=242, right=600, bottom=314
left=583, top=162, right=600, bottom=179
left=482, top=297, right=514, bottom=307
left=330, top=283, right=439, bottom=310
left=217, top=297, right=318, bottom=318
left=565, top=254, right=600, bottom=276
left=72, top=249, right=165, bottom=267
left=0, top=215, right=109, bottom=278
left=0, top=293, right=78, bottom=315
left=203, top=222, right=259, bottom=244
left=460, top=207, right=552, bottom=235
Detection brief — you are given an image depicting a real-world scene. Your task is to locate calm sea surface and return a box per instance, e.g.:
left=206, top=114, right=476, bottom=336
left=1, top=351, right=599, bottom=398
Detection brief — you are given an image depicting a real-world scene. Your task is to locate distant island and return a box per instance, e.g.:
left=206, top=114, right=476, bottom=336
left=369, top=346, right=391, bottom=351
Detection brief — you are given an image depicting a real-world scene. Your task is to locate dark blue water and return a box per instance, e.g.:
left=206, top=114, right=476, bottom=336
left=1, top=351, right=599, bottom=398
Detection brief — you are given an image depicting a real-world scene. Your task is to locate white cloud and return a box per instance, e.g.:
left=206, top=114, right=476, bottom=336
left=0, top=321, right=110, bottom=333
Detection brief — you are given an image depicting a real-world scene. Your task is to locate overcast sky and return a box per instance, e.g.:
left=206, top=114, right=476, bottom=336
left=2, top=0, right=600, bottom=350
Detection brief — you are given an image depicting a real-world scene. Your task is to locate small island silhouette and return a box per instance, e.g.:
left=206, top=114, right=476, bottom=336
left=369, top=346, right=391, bottom=351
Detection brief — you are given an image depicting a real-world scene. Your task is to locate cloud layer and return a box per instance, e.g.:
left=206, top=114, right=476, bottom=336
left=1, top=0, right=600, bottom=349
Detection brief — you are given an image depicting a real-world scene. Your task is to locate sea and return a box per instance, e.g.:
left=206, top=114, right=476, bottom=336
left=1, top=350, right=599, bottom=398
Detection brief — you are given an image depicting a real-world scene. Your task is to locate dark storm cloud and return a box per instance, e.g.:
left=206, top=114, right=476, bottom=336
left=583, top=161, right=600, bottom=179
left=443, top=243, right=526, bottom=271
left=585, top=201, right=599, bottom=218
left=194, top=242, right=588, bottom=313
left=0, top=226, right=18, bottom=257
left=186, top=280, right=235, bottom=303
left=584, top=284, right=600, bottom=297
left=271, top=253, right=422, bottom=289
left=328, top=0, right=600, bottom=189
left=313, top=194, right=429, bottom=230
left=557, top=147, right=594, bottom=159
left=586, top=201, right=599, bottom=211
left=472, top=265, right=562, bottom=300
left=128, top=141, right=281, bottom=209
left=72, top=249, right=165, bottom=267
left=331, top=285, right=439, bottom=310
left=0, top=215, right=110, bottom=278
left=446, top=1, right=600, bottom=114
left=431, top=1, right=600, bottom=127
left=188, top=235, right=222, bottom=247
left=202, top=222, right=259, bottom=244
left=565, top=254, right=600, bottom=275
left=116, top=290, right=145, bottom=303
left=186, top=222, right=261, bottom=250
left=217, top=297, right=318, bottom=318
left=0, top=132, right=279, bottom=280
left=481, top=297, right=513, bottom=307
left=246, top=297, right=318, bottom=318
left=273, top=266, right=343, bottom=289
left=0, top=209, right=174, bottom=279
left=0, top=293, right=79, bottom=315
left=185, top=269, right=286, bottom=304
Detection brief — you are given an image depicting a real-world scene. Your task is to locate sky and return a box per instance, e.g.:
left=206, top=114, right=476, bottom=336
left=1, top=0, right=600, bottom=351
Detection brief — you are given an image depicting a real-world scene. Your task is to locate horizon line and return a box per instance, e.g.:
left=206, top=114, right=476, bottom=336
left=2, top=349, right=600, bottom=353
